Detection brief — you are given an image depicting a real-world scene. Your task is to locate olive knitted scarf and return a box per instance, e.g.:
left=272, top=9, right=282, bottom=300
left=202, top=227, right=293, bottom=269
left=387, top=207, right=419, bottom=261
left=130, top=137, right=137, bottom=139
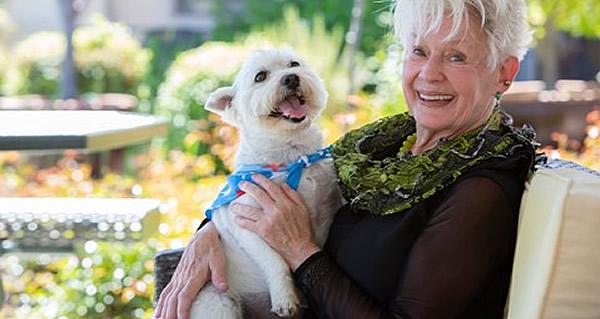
left=331, top=108, right=537, bottom=216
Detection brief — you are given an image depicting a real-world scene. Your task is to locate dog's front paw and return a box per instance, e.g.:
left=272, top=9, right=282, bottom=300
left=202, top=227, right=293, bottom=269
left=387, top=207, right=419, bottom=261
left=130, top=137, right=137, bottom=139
left=270, top=290, right=300, bottom=317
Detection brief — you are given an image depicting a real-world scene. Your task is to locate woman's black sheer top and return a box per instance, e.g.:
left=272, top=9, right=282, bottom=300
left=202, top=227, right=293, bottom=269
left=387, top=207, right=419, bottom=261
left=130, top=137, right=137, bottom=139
left=294, top=149, right=534, bottom=319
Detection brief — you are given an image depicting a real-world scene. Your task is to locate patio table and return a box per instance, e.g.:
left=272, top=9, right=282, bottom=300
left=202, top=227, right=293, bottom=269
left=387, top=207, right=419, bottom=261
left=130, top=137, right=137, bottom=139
left=0, top=110, right=168, bottom=175
left=0, top=110, right=167, bottom=152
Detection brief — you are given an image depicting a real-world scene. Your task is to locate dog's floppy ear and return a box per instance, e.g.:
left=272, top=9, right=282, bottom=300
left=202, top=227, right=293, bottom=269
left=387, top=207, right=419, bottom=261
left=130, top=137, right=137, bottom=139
left=205, top=86, right=234, bottom=116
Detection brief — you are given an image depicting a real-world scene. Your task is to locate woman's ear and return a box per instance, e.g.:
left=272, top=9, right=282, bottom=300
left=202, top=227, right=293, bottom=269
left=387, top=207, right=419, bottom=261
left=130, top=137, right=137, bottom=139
left=205, top=86, right=234, bottom=116
left=497, top=56, right=520, bottom=94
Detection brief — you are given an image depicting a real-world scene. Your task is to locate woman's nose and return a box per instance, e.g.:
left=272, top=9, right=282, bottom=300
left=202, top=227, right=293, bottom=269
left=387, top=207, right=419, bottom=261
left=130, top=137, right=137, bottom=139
left=419, top=58, right=445, bottom=82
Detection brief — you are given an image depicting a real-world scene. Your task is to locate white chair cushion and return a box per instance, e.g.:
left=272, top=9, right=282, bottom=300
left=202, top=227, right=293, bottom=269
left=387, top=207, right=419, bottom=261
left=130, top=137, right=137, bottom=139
left=507, top=161, right=600, bottom=319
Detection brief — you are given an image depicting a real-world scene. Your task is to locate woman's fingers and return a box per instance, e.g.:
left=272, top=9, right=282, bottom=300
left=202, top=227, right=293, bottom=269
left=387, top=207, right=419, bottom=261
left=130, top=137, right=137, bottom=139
left=154, top=223, right=228, bottom=319
left=154, top=282, right=172, bottom=316
left=160, top=262, right=207, bottom=319
left=281, top=183, right=305, bottom=207
left=209, top=241, right=229, bottom=292
left=251, top=174, right=287, bottom=201
left=163, top=285, right=180, bottom=319
left=176, top=280, right=203, bottom=319
left=235, top=214, right=260, bottom=234
left=239, top=180, right=275, bottom=206
left=231, top=203, right=263, bottom=222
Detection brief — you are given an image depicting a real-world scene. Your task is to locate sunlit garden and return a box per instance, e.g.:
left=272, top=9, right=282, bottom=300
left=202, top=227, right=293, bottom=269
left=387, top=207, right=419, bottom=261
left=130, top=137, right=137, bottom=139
left=0, top=1, right=599, bottom=318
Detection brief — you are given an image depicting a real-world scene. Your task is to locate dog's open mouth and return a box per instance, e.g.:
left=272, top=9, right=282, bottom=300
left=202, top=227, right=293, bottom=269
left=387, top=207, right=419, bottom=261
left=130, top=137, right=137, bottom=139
left=269, top=94, right=307, bottom=123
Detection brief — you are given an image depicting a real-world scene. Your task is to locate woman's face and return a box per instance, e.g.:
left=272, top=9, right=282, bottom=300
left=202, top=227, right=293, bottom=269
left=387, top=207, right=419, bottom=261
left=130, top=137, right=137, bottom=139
left=402, top=15, right=517, bottom=138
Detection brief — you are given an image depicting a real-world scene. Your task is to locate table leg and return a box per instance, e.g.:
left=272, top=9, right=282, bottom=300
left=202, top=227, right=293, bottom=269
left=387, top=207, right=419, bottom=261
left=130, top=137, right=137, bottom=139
left=91, top=153, right=102, bottom=178
left=0, top=273, right=4, bottom=310
left=109, top=148, right=125, bottom=172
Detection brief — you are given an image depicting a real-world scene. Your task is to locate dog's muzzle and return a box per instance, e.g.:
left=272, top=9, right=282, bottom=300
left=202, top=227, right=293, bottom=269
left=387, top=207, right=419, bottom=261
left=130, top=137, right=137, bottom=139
left=281, top=74, right=300, bottom=90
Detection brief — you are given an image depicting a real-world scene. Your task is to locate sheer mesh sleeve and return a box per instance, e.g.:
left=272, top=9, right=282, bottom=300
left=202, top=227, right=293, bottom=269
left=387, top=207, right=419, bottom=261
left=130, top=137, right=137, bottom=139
left=293, top=176, right=517, bottom=319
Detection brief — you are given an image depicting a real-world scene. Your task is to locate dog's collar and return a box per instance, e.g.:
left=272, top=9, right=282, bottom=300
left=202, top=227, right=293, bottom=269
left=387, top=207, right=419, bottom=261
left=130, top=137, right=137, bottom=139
left=204, top=145, right=332, bottom=220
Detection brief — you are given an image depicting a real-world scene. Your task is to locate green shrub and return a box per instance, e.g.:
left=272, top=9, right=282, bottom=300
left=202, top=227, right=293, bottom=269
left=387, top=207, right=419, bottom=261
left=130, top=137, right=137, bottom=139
left=155, top=41, right=250, bottom=173
left=362, top=39, right=408, bottom=116
left=0, top=7, right=14, bottom=94
left=74, top=15, right=150, bottom=95
left=3, top=32, right=65, bottom=96
left=211, top=0, right=391, bottom=55
left=138, top=32, right=205, bottom=113
left=3, top=15, right=150, bottom=98
left=2, top=242, right=156, bottom=319
left=0, top=48, right=8, bottom=95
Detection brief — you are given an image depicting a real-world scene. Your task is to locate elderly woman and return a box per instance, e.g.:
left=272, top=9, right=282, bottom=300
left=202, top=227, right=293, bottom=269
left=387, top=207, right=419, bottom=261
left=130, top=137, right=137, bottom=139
left=156, top=0, right=538, bottom=318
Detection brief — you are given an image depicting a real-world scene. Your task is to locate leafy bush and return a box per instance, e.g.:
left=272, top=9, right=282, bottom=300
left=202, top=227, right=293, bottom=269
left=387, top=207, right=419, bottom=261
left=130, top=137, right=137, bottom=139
left=1, top=242, right=156, bottom=319
left=138, top=32, right=205, bottom=113
left=3, top=32, right=65, bottom=96
left=74, top=15, right=150, bottom=95
left=0, top=48, right=8, bottom=94
left=3, top=15, right=150, bottom=98
left=154, top=41, right=249, bottom=172
left=361, top=39, right=407, bottom=116
left=211, top=0, right=391, bottom=55
left=0, top=7, right=14, bottom=94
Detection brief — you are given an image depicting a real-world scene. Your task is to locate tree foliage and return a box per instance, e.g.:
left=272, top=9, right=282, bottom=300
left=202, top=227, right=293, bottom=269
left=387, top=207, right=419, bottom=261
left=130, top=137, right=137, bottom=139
left=528, top=0, right=600, bottom=38
left=211, top=0, right=392, bottom=55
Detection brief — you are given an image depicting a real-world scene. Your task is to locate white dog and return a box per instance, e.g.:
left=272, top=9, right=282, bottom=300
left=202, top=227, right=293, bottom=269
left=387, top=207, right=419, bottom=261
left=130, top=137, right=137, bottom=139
left=189, top=48, right=344, bottom=318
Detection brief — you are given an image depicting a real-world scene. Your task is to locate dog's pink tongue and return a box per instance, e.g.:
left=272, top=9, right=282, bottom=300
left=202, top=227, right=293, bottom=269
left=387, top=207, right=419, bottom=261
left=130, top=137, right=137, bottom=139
left=278, top=96, right=307, bottom=118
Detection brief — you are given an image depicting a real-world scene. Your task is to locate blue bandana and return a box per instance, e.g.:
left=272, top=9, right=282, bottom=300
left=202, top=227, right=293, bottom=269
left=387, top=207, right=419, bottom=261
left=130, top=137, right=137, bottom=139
left=205, top=145, right=333, bottom=220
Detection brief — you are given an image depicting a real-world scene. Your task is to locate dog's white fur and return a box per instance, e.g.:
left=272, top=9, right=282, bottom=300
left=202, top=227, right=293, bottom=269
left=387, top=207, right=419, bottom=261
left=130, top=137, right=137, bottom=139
left=189, top=49, right=344, bottom=318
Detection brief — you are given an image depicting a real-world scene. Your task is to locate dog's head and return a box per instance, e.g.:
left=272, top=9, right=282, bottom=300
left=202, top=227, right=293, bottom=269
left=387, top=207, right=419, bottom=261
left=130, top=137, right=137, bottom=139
left=205, top=48, right=328, bottom=133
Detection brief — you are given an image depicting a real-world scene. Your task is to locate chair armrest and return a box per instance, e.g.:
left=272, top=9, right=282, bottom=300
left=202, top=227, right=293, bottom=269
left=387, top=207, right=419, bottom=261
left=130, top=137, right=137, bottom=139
left=153, top=247, right=184, bottom=302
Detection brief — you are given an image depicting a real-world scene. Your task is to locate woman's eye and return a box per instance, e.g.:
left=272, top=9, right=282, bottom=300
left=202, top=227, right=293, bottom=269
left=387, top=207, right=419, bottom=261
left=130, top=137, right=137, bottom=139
left=255, top=71, right=267, bottom=82
left=289, top=61, right=300, bottom=67
left=412, top=48, right=425, bottom=56
left=449, top=55, right=465, bottom=62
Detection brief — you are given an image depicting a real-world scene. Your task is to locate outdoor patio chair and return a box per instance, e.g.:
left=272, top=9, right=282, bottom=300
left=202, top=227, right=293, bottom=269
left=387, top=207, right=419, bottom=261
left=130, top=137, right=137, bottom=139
left=152, top=159, right=600, bottom=318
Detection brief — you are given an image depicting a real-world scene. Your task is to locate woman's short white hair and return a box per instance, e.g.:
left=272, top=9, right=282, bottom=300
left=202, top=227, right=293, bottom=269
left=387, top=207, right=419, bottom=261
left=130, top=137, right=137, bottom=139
left=393, top=0, right=531, bottom=68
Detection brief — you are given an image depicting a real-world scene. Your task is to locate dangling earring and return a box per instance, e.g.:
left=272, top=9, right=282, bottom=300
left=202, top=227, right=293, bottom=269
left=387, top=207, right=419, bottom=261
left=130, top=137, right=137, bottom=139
left=494, top=92, right=502, bottom=107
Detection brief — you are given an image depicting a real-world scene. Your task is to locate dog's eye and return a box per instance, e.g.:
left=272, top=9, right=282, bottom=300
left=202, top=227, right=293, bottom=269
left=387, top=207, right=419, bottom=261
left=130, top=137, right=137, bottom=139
left=254, top=71, right=267, bottom=83
left=289, top=61, right=300, bottom=68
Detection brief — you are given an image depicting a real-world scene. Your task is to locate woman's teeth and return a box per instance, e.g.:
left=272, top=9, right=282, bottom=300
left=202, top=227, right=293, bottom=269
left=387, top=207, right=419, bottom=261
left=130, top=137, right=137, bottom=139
left=418, top=92, right=454, bottom=101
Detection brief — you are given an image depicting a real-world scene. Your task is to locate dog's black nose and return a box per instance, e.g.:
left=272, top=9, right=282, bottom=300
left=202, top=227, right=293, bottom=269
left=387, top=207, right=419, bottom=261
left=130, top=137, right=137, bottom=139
left=281, top=74, right=300, bottom=89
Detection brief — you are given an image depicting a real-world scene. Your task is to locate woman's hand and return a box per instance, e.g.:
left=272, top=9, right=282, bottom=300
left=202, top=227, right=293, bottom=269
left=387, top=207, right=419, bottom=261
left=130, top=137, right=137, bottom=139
left=233, top=174, right=321, bottom=271
left=154, top=222, right=228, bottom=319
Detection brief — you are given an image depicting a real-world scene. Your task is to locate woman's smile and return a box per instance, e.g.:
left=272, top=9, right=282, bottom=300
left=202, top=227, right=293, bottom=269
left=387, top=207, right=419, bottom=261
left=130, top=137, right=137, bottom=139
left=416, top=90, right=456, bottom=106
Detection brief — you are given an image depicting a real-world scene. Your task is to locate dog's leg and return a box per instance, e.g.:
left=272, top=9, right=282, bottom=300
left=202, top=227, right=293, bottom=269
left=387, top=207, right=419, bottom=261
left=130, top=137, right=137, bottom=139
left=216, top=212, right=300, bottom=317
left=189, top=284, right=242, bottom=319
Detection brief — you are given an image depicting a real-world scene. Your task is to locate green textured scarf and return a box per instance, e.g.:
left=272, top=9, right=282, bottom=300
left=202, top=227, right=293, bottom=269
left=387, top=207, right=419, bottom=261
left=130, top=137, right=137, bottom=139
left=331, top=108, right=536, bottom=216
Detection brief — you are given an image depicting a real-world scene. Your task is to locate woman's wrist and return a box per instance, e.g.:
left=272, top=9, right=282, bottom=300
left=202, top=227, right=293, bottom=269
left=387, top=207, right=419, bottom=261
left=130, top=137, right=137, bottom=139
left=192, top=220, right=218, bottom=243
left=286, top=241, right=321, bottom=271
